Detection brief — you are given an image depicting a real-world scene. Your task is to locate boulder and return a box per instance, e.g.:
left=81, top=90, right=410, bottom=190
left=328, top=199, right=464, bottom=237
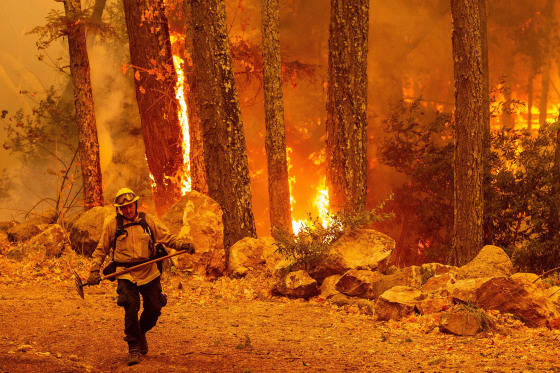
left=418, top=296, right=452, bottom=315
left=329, top=293, right=353, bottom=307
left=7, top=210, right=57, bottom=243
left=456, top=245, right=514, bottom=280
left=67, top=206, right=114, bottom=256
left=164, top=191, right=225, bottom=278
left=310, top=228, right=395, bottom=281
left=375, top=286, right=424, bottom=321
left=475, top=277, right=560, bottom=328
left=327, top=293, right=375, bottom=314
left=273, top=270, right=319, bottom=299
left=439, top=309, right=484, bottom=336
left=421, top=272, right=456, bottom=296
left=382, top=263, right=457, bottom=292
left=510, top=272, right=548, bottom=291
left=229, top=236, right=280, bottom=277
left=7, top=224, right=70, bottom=261
left=447, top=277, right=491, bottom=304
left=546, top=287, right=560, bottom=307
left=28, top=224, right=70, bottom=258
left=5, top=247, right=26, bottom=261
left=335, top=269, right=385, bottom=299
left=319, top=275, right=342, bottom=300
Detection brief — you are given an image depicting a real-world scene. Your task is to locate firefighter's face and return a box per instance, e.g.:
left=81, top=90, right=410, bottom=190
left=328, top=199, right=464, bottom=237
left=120, top=202, right=137, bottom=220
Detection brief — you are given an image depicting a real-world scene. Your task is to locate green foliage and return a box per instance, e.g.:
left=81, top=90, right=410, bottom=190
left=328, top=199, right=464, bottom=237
left=378, top=98, right=454, bottom=262
left=1, top=88, right=82, bottom=223
left=486, top=121, right=560, bottom=272
left=273, top=199, right=394, bottom=271
left=3, top=87, right=77, bottom=161
left=29, top=7, right=118, bottom=47
left=378, top=95, right=560, bottom=272
left=456, top=301, right=494, bottom=332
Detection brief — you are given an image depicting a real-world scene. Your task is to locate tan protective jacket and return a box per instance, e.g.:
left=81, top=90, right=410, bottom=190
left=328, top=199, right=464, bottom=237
left=91, top=212, right=183, bottom=285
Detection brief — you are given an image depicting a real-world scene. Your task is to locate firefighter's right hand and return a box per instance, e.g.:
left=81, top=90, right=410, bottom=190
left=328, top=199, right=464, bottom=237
left=87, top=270, right=101, bottom=285
left=180, top=242, right=195, bottom=254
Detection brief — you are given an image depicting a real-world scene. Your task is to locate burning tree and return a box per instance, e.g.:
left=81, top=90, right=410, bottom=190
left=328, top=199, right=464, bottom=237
left=123, top=0, right=184, bottom=216
left=325, top=0, right=369, bottom=215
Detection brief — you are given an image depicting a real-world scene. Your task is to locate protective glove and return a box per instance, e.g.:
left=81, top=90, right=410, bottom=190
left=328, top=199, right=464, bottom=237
left=180, top=242, right=195, bottom=254
left=87, top=270, right=101, bottom=285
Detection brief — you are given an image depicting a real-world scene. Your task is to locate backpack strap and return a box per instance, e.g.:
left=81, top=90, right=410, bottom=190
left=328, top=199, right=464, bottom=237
left=111, top=212, right=156, bottom=260
left=111, top=213, right=126, bottom=260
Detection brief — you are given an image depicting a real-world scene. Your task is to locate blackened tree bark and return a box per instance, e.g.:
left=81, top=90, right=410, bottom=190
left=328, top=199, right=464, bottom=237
left=189, top=0, right=257, bottom=253
left=123, top=0, right=184, bottom=216
left=479, top=0, right=492, bottom=244
left=261, top=0, right=292, bottom=235
left=326, top=0, right=369, bottom=214
left=62, top=0, right=104, bottom=210
left=451, top=0, right=485, bottom=265
left=183, top=0, right=208, bottom=195
left=538, top=0, right=556, bottom=127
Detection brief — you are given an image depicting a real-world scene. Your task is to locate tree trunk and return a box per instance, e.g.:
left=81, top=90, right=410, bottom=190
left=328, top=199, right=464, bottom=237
left=183, top=0, right=208, bottom=195
left=451, top=0, right=485, bottom=266
left=528, top=73, right=534, bottom=131
left=538, top=0, right=556, bottom=127
left=261, top=0, right=292, bottom=235
left=123, top=0, right=184, bottom=216
left=58, top=0, right=108, bottom=112
left=189, top=0, right=257, bottom=253
left=480, top=0, right=492, bottom=245
left=326, top=0, right=369, bottom=215
left=91, top=0, right=107, bottom=20
left=539, top=56, right=551, bottom=126
left=63, top=0, right=104, bottom=210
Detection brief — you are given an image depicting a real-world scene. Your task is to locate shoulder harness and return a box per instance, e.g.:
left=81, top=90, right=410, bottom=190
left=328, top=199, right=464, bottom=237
left=111, top=212, right=155, bottom=262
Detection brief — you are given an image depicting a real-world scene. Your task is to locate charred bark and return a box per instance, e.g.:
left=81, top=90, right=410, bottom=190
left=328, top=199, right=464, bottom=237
left=190, top=0, right=257, bottom=253
left=63, top=0, right=104, bottom=210
left=326, top=0, right=369, bottom=215
left=538, top=0, right=556, bottom=127
left=261, top=0, right=292, bottom=235
left=183, top=0, right=208, bottom=195
left=123, top=0, right=184, bottom=216
left=451, top=0, right=485, bottom=265
left=480, top=0, right=492, bottom=245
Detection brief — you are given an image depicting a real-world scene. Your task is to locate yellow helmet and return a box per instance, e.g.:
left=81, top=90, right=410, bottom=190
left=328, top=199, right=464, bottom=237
left=114, top=187, right=140, bottom=207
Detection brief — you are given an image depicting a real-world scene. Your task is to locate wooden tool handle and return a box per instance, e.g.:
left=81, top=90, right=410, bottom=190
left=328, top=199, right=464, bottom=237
left=102, top=250, right=189, bottom=280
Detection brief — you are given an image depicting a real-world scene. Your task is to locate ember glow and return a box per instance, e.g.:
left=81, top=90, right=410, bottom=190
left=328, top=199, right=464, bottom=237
left=314, top=177, right=331, bottom=227
left=170, top=35, right=191, bottom=194
left=288, top=145, right=332, bottom=234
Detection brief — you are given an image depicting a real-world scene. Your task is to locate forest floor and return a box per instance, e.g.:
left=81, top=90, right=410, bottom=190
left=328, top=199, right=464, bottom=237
left=1, top=237, right=560, bottom=372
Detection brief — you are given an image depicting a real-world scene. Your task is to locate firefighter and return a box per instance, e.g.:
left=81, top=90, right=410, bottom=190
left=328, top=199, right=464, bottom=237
left=87, top=187, right=195, bottom=365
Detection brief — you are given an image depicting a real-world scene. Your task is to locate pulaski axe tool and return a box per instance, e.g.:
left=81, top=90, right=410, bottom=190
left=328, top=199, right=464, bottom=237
left=74, top=250, right=189, bottom=299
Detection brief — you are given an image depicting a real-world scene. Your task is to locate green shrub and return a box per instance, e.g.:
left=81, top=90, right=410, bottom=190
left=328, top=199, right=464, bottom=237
left=273, top=198, right=394, bottom=271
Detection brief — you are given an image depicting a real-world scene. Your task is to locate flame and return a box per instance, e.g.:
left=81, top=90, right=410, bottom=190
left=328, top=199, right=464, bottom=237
left=169, top=34, right=191, bottom=194
left=288, top=144, right=331, bottom=234
left=286, top=146, right=305, bottom=233
left=314, top=177, right=331, bottom=227
left=417, top=237, right=430, bottom=256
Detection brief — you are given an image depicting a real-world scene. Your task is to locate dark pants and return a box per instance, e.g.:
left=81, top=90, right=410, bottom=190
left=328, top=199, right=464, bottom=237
left=116, top=277, right=167, bottom=347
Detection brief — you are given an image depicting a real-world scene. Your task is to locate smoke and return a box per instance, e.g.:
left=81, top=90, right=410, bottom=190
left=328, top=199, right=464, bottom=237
left=0, top=1, right=66, bottom=221
left=0, top=0, right=152, bottom=221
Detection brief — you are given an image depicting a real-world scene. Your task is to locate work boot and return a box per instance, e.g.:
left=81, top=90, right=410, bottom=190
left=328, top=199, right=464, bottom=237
left=127, top=348, right=139, bottom=366
left=139, top=334, right=148, bottom=355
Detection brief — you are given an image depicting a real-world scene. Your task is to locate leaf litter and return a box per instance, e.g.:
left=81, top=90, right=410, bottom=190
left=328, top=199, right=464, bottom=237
left=1, top=233, right=560, bottom=372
